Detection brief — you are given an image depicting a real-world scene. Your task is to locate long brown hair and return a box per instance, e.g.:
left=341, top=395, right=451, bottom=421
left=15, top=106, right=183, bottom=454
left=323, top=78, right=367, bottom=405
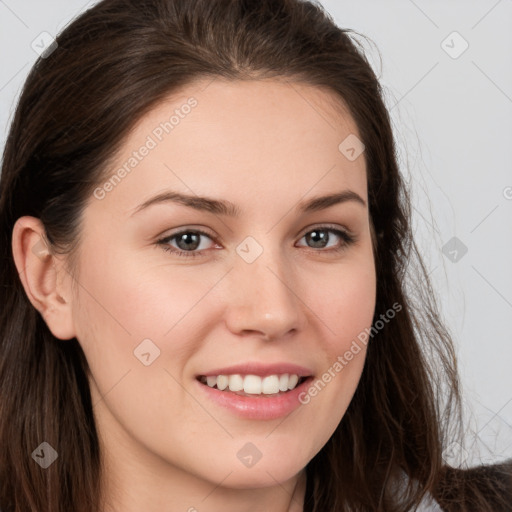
left=0, top=0, right=510, bottom=510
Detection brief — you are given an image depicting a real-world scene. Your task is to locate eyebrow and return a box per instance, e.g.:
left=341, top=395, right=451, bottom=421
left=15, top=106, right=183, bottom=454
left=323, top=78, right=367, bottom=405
left=130, top=189, right=366, bottom=218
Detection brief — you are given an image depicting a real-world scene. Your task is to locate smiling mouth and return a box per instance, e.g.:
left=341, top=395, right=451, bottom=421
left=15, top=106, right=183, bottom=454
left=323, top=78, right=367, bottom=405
left=197, top=374, right=310, bottom=397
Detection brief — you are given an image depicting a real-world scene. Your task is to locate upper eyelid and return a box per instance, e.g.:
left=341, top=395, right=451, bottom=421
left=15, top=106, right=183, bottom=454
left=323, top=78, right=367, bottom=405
left=160, top=224, right=352, bottom=245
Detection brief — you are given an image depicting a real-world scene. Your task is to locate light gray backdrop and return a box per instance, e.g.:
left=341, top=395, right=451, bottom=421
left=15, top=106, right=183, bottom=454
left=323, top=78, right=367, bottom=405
left=1, top=0, right=511, bottom=466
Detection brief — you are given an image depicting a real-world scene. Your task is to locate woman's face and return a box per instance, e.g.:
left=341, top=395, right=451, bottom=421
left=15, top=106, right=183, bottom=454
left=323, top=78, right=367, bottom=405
left=64, top=79, right=376, bottom=493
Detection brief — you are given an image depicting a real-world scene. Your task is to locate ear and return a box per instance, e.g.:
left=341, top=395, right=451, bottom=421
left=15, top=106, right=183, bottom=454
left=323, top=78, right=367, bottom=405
left=11, top=216, right=77, bottom=341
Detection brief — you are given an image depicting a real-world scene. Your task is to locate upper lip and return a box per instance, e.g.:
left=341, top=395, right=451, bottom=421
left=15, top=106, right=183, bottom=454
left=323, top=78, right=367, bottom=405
left=197, top=362, right=314, bottom=378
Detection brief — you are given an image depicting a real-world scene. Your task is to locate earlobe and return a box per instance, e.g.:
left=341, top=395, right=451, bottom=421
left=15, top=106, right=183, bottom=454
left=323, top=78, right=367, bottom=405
left=11, top=216, right=77, bottom=341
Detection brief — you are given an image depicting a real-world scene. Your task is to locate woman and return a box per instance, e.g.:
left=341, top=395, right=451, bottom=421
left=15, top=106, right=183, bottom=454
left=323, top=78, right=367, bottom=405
left=0, top=0, right=510, bottom=510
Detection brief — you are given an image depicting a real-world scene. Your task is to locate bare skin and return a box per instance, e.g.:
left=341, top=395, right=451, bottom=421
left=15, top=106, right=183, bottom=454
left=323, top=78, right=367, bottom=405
left=12, top=78, right=376, bottom=512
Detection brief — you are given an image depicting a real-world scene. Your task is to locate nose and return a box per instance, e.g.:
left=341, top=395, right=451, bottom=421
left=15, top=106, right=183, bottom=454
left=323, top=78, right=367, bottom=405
left=223, top=244, right=305, bottom=340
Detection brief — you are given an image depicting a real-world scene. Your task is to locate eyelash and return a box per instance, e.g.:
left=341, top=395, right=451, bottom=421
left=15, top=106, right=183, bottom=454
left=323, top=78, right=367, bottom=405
left=156, top=226, right=357, bottom=259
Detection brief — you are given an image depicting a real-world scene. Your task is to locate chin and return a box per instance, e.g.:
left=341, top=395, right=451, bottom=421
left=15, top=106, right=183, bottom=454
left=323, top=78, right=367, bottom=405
left=221, top=468, right=304, bottom=490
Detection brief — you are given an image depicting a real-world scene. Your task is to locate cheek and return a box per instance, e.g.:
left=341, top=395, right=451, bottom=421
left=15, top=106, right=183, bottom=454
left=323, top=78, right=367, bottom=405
left=75, top=245, right=211, bottom=339
left=312, top=254, right=377, bottom=354
left=330, top=270, right=376, bottom=347
left=327, top=261, right=376, bottom=384
left=71, top=247, right=222, bottom=386
left=296, top=256, right=376, bottom=438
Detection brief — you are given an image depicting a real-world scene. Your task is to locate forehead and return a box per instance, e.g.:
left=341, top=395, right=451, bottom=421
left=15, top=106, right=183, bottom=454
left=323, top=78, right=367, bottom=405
left=95, top=78, right=367, bottom=217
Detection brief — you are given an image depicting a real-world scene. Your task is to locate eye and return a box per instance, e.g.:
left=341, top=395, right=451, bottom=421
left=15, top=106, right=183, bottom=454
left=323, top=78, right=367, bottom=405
left=157, top=229, right=217, bottom=258
left=296, top=226, right=356, bottom=253
left=156, top=225, right=356, bottom=258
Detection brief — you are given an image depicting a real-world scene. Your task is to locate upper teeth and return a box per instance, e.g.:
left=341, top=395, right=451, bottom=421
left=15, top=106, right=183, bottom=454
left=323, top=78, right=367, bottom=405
left=201, top=373, right=301, bottom=394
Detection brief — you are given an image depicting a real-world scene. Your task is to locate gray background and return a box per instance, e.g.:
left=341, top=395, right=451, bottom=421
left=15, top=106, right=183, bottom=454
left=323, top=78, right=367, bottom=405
left=1, top=0, right=511, bottom=465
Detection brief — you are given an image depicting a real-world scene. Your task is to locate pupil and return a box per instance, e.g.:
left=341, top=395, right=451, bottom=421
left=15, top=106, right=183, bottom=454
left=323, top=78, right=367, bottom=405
left=177, top=232, right=200, bottom=251
left=307, top=230, right=328, bottom=248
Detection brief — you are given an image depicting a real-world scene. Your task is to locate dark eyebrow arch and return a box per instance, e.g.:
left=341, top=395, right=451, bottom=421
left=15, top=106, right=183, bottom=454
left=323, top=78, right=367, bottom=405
left=297, top=190, right=366, bottom=213
left=130, top=189, right=366, bottom=218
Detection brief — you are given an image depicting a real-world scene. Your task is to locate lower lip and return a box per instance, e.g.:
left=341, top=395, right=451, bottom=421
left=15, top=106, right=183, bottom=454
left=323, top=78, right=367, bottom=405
left=195, top=377, right=314, bottom=420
